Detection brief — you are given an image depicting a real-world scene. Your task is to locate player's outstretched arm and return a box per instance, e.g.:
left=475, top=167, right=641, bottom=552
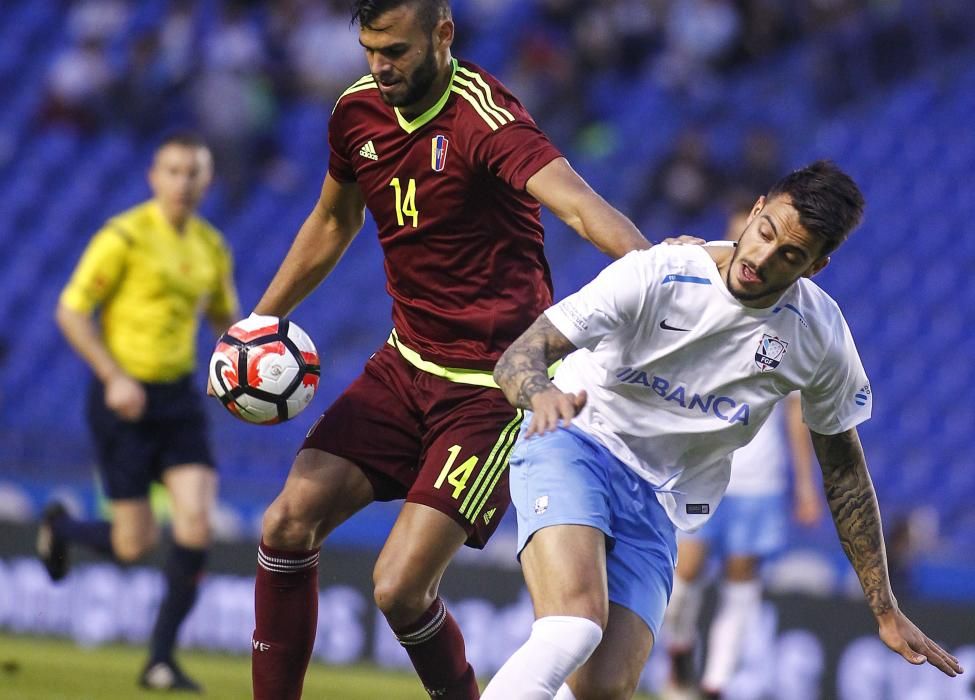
left=811, top=428, right=963, bottom=677
left=526, top=157, right=650, bottom=259
left=254, top=174, right=366, bottom=318
left=494, top=314, right=584, bottom=436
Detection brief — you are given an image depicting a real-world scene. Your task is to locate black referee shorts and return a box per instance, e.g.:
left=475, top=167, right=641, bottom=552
left=86, top=375, right=214, bottom=500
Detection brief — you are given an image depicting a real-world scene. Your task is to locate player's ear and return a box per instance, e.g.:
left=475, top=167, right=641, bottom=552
left=745, top=196, right=765, bottom=226
left=434, top=17, right=454, bottom=50
left=805, top=256, right=830, bottom=278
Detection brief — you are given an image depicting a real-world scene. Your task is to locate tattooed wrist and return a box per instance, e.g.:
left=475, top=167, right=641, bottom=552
left=516, top=374, right=554, bottom=409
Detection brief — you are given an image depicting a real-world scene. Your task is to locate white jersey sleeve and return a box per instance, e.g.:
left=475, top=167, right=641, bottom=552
left=545, top=250, right=649, bottom=350
left=800, top=315, right=872, bottom=435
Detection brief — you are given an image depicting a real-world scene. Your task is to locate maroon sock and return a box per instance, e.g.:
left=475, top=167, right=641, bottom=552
left=391, top=597, right=479, bottom=699
left=252, top=541, right=320, bottom=700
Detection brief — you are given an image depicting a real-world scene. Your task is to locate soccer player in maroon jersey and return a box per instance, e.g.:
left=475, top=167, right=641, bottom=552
left=241, top=2, right=651, bottom=698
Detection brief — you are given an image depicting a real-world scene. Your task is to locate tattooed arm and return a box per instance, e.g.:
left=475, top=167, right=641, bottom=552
left=812, top=428, right=962, bottom=677
left=494, top=314, right=586, bottom=436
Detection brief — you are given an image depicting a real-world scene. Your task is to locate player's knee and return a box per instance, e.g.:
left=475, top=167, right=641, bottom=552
left=112, top=530, right=158, bottom=562
left=261, top=498, right=317, bottom=549
left=172, top=511, right=212, bottom=549
left=372, top=571, right=434, bottom=623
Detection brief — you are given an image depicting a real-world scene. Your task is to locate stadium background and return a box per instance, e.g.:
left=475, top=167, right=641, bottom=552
left=0, top=0, right=973, bottom=698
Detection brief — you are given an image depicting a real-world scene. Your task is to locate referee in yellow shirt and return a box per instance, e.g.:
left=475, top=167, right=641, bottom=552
left=38, top=132, right=239, bottom=692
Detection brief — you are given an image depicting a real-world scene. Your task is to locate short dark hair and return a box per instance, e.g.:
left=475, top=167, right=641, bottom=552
left=767, top=160, right=865, bottom=257
left=156, top=130, right=209, bottom=152
left=351, top=0, right=450, bottom=33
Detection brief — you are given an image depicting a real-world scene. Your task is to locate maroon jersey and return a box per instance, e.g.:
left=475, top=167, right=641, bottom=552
left=327, top=59, right=562, bottom=370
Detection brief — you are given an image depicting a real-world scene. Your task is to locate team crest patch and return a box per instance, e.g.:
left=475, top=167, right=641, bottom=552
left=534, top=495, right=549, bottom=515
left=755, top=334, right=788, bottom=372
left=431, top=134, right=449, bottom=171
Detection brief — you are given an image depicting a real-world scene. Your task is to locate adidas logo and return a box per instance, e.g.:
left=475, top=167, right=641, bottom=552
left=359, top=140, right=378, bottom=160
left=482, top=507, right=496, bottom=525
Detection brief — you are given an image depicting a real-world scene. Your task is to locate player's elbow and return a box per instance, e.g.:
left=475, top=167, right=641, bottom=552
left=54, top=302, right=80, bottom=333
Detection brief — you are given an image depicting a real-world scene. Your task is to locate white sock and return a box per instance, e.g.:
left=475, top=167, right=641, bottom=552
left=554, top=684, right=576, bottom=700
left=482, top=616, right=602, bottom=700
left=663, top=575, right=704, bottom=650
left=701, top=579, right=762, bottom=692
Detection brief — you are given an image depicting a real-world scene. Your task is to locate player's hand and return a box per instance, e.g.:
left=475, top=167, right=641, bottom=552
left=877, top=608, right=963, bottom=676
left=658, top=235, right=707, bottom=246
left=526, top=388, right=587, bottom=437
left=104, top=373, right=147, bottom=421
left=793, top=482, right=822, bottom=526
left=205, top=376, right=216, bottom=398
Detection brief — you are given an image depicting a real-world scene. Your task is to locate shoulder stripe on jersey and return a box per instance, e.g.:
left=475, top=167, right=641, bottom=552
left=455, top=66, right=515, bottom=122
left=348, top=73, right=374, bottom=89
left=332, top=75, right=377, bottom=112
left=773, top=304, right=808, bottom=326
left=662, top=274, right=711, bottom=285
left=450, top=85, right=501, bottom=130
left=451, top=76, right=513, bottom=130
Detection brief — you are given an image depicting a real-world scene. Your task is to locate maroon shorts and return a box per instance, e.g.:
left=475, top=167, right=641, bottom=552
left=302, top=343, right=523, bottom=548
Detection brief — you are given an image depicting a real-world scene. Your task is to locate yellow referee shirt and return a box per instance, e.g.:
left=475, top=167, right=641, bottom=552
left=60, top=201, right=238, bottom=383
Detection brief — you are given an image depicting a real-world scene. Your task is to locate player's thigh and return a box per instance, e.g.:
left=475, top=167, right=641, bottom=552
left=568, top=603, right=654, bottom=700
left=509, top=427, right=619, bottom=624
left=110, top=498, right=158, bottom=561
left=162, top=463, right=217, bottom=548
left=372, top=501, right=469, bottom=619
left=289, top=346, right=424, bottom=543
left=264, top=448, right=375, bottom=549
left=521, top=523, right=608, bottom=626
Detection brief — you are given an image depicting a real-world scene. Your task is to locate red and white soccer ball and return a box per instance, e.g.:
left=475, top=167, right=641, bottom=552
left=209, top=315, right=320, bottom=425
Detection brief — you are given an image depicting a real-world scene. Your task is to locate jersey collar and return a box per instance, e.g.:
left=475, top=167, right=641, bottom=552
left=394, top=59, right=458, bottom=134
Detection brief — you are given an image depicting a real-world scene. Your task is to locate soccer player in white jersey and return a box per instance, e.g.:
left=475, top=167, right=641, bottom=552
left=661, top=203, right=823, bottom=700
left=483, top=161, right=963, bottom=699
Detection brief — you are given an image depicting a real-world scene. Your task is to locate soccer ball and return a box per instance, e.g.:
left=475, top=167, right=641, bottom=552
left=209, top=315, right=320, bottom=425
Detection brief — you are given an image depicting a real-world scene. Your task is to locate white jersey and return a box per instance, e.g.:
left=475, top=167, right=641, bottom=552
left=545, top=243, right=871, bottom=532
left=727, top=399, right=788, bottom=496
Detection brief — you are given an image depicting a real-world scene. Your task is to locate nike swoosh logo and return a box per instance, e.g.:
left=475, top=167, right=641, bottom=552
left=659, top=319, right=691, bottom=332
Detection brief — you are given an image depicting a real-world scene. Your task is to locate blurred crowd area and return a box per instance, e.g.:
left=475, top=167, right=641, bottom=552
left=33, top=0, right=971, bottom=207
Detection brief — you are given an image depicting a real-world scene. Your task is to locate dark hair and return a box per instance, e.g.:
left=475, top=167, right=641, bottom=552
left=156, top=130, right=209, bottom=152
left=351, top=0, right=450, bottom=33
left=767, top=160, right=865, bottom=256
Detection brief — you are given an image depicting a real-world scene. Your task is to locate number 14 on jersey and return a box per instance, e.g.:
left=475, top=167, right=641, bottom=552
left=389, top=177, right=419, bottom=227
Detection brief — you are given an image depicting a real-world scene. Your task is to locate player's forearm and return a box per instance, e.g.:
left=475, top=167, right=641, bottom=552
left=526, top=158, right=649, bottom=259
left=254, top=207, right=360, bottom=317
left=55, top=304, right=125, bottom=384
left=812, top=429, right=897, bottom=618
left=494, top=315, right=576, bottom=409
left=573, top=195, right=651, bottom=259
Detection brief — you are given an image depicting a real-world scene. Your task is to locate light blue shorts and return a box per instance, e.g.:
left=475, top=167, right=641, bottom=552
left=509, top=424, right=678, bottom=638
left=681, top=492, right=787, bottom=558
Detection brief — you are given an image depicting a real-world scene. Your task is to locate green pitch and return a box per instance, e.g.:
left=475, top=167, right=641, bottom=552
left=0, top=633, right=658, bottom=698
